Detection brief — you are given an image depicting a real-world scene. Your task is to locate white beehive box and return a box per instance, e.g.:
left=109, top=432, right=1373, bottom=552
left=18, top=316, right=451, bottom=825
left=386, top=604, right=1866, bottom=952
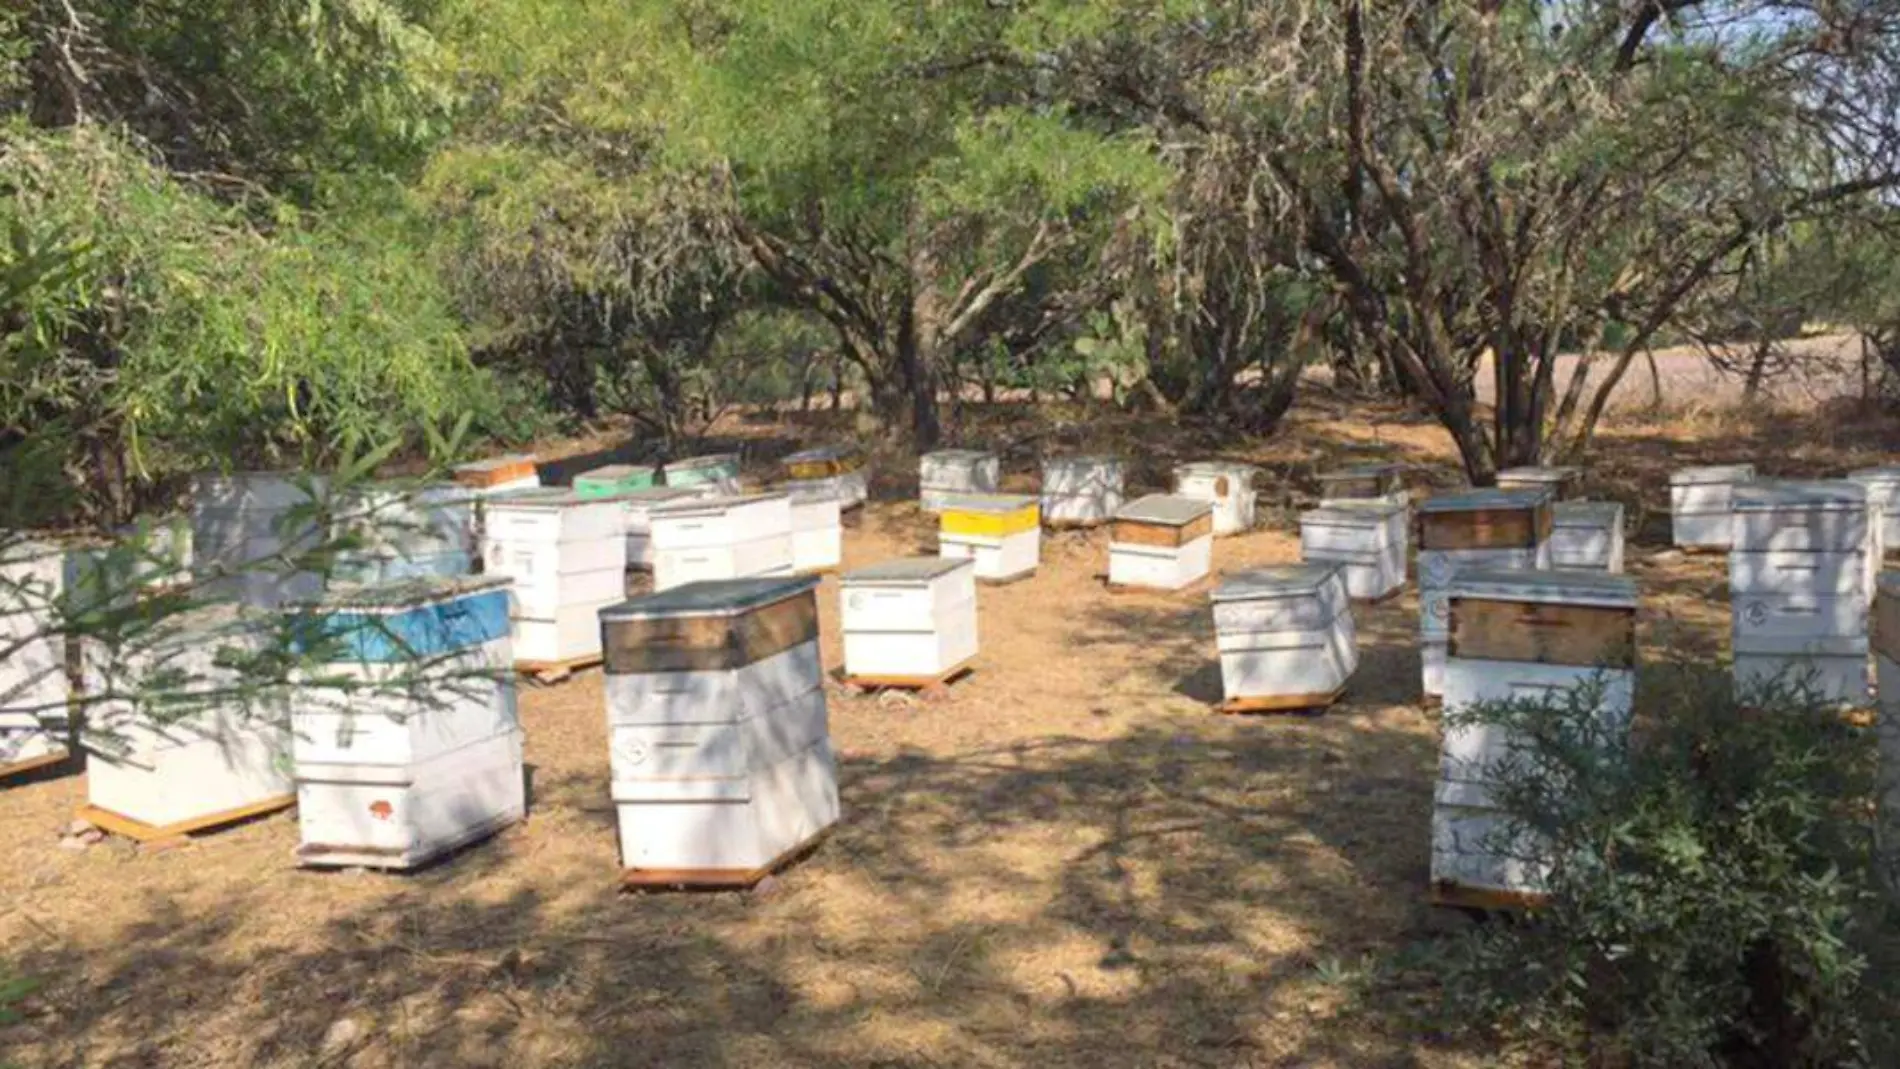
left=1173, top=462, right=1260, bottom=536
left=1316, top=463, right=1404, bottom=503
left=920, top=450, right=1001, bottom=513
left=1849, top=467, right=1900, bottom=554
left=1040, top=455, right=1125, bottom=527
left=841, top=558, right=978, bottom=681
left=1108, top=495, right=1214, bottom=591
left=937, top=494, right=1040, bottom=584
left=789, top=486, right=843, bottom=574
left=482, top=490, right=627, bottom=665
left=288, top=577, right=524, bottom=869
left=331, top=481, right=476, bottom=587
left=1, top=539, right=69, bottom=777
left=81, top=606, right=294, bottom=830
left=1299, top=500, right=1407, bottom=601
left=650, top=493, right=795, bottom=592
left=1730, top=480, right=1877, bottom=706
left=1873, top=573, right=1900, bottom=882
left=663, top=453, right=743, bottom=497
left=191, top=472, right=328, bottom=608
left=1211, top=564, right=1358, bottom=710
left=1670, top=464, right=1755, bottom=549
left=1435, top=569, right=1638, bottom=905
left=616, top=487, right=701, bottom=571
left=600, top=576, right=837, bottom=885
left=783, top=446, right=868, bottom=509
left=1416, top=489, right=1554, bottom=699
left=1494, top=466, right=1582, bottom=500
left=1549, top=501, right=1626, bottom=573
left=453, top=454, right=540, bottom=496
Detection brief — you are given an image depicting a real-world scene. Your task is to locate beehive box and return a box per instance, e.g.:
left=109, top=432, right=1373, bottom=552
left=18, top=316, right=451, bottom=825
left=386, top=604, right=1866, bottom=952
left=1494, top=466, right=1582, bottom=501
left=1415, top=489, right=1555, bottom=699
left=616, top=488, right=702, bottom=571
left=1299, top=500, right=1407, bottom=601
left=482, top=490, right=628, bottom=665
left=191, top=472, right=328, bottom=608
left=1210, top=564, right=1358, bottom=711
left=938, top=494, right=1040, bottom=584
left=663, top=453, right=743, bottom=496
left=600, top=577, right=837, bottom=885
left=331, top=482, right=475, bottom=587
left=841, top=558, right=978, bottom=682
left=1174, top=462, right=1260, bottom=537
left=789, top=486, right=843, bottom=574
left=1108, top=495, right=1215, bottom=591
left=1849, top=467, right=1900, bottom=553
left=1549, top=501, right=1626, bottom=573
left=80, top=606, right=294, bottom=832
left=288, top=577, right=524, bottom=869
left=573, top=464, right=658, bottom=498
left=650, top=493, right=794, bottom=592
left=1316, top=463, right=1403, bottom=503
left=1669, top=463, right=1755, bottom=549
left=920, top=450, right=1001, bottom=513
left=1, top=540, right=69, bottom=778
left=1730, top=480, right=1878, bottom=706
left=1040, top=455, right=1125, bottom=528
left=782, top=446, right=868, bottom=509
left=1435, top=569, right=1638, bottom=904
left=453, top=454, right=541, bottom=495
left=1872, top=572, right=1900, bottom=881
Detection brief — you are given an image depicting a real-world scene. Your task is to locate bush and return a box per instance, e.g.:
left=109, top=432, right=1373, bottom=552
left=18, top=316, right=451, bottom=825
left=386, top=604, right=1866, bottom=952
left=1418, top=664, right=1900, bottom=1068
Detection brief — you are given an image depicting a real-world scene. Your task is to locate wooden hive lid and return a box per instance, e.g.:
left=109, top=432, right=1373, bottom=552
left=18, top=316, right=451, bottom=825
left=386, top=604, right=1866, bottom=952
left=1115, top=494, right=1212, bottom=527
left=1446, top=568, right=1637, bottom=609
left=1669, top=463, right=1755, bottom=486
left=1732, top=480, right=1866, bottom=513
left=1212, top=562, right=1344, bottom=603
left=601, top=576, right=818, bottom=622
left=452, top=454, right=537, bottom=487
left=844, top=557, right=972, bottom=586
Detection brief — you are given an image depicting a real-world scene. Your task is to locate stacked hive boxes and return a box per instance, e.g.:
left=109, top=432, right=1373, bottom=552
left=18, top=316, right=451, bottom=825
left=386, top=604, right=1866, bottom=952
left=289, top=577, right=524, bottom=869
left=1494, top=466, right=1582, bottom=500
left=920, top=450, right=1000, bottom=513
left=114, top=514, right=193, bottom=596
left=1, top=540, right=69, bottom=776
left=1209, top=564, right=1358, bottom=710
left=1849, top=467, right=1900, bottom=553
left=616, top=488, right=701, bottom=572
left=1040, top=456, right=1124, bottom=527
left=1173, top=462, right=1259, bottom=536
left=1669, top=464, right=1754, bottom=549
left=1549, top=501, right=1626, bottom=573
left=782, top=446, right=868, bottom=510
left=331, top=482, right=475, bottom=586
left=1318, top=463, right=1411, bottom=560
left=81, top=606, right=293, bottom=830
left=1108, top=495, right=1214, bottom=591
left=649, top=493, right=794, bottom=592
left=1873, top=573, right=1900, bottom=883
left=191, top=473, right=327, bottom=608
left=482, top=491, right=627, bottom=665
left=1299, top=500, right=1408, bottom=600
left=1416, top=490, right=1554, bottom=699
left=663, top=454, right=743, bottom=497
left=788, top=486, right=844, bottom=574
left=938, top=494, right=1040, bottom=583
left=574, top=464, right=658, bottom=497
left=600, top=577, right=838, bottom=885
left=841, top=558, right=978, bottom=682
left=453, top=455, right=540, bottom=496
left=1434, top=569, right=1638, bottom=906
left=1730, top=481, right=1879, bottom=705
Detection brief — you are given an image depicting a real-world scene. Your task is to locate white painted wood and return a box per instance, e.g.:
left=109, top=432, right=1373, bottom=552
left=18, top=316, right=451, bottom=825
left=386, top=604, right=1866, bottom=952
left=1173, top=462, right=1259, bottom=536
left=605, top=642, right=823, bottom=728
left=1550, top=501, right=1625, bottom=573
left=1730, top=550, right=1873, bottom=598
left=1733, top=650, right=1869, bottom=706
left=653, top=535, right=796, bottom=591
left=790, top=493, right=843, bottom=573
left=840, top=559, right=977, bottom=632
left=1211, top=565, right=1358, bottom=702
left=649, top=494, right=792, bottom=550
left=480, top=493, right=629, bottom=662
left=191, top=472, right=327, bottom=607
left=1040, top=456, right=1124, bottom=526
left=618, top=489, right=702, bottom=569
left=513, top=598, right=620, bottom=663
left=1431, top=802, right=1550, bottom=898
left=1732, top=594, right=1867, bottom=642
left=843, top=615, right=978, bottom=678
left=483, top=492, right=625, bottom=545
left=1, top=540, right=68, bottom=770
left=1422, top=640, right=1448, bottom=698
left=939, top=528, right=1039, bottom=582
left=1849, top=468, right=1900, bottom=551
left=290, top=639, right=516, bottom=769
left=295, top=729, right=525, bottom=869
left=609, top=686, right=828, bottom=791
left=1440, top=659, right=1634, bottom=790
left=612, top=739, right=841, bottom=871
left=920, top=450, right=1001, bottom=512
left=1300, top=501, right=1407, bottom=600
left=1670, top=464, right=1755, bottom=549
left=1732, top=481, right=1870, bottom=551
left=1108, top=535, right=1212, bottom=590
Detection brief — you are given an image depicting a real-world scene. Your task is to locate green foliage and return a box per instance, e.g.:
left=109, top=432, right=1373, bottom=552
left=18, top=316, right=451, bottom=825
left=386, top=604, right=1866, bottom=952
left=1420, top=666, right=1900, bottom=1067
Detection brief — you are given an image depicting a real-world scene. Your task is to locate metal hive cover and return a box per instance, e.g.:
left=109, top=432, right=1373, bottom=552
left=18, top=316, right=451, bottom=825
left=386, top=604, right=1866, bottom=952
left=1417, top=488, right=1549, bottom=514
left=844, top=557, right=973, bottom=585
left=1496, top=465, right=1580, bottom=483
left=600, top=576, right=818, bottom=620
left=296, top=574, right=511, bottom=611
left=1446, top=567, right=1637, bottom=607
left=1669, top=464, right=1755, bottom=486
left=1212, top=563, right=1342, bottom=602
left=936, top=492, right=1036, bottom=514
left=1733, top=480, right=1867, bottom=511
left=1115, top=494, right=1212, bottom=526
left=650, top=491, right=789, bottom=517
left=1553, top=501, right=1624, bottom=527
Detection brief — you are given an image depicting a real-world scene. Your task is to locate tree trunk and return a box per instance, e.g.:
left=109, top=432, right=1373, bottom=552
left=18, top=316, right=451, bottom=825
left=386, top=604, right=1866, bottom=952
left=1742, top=339, right=1772, bottom=402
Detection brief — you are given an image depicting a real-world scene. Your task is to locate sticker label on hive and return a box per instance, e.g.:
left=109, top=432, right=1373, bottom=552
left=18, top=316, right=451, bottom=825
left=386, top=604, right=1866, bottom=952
left=369, top=800, right=394, bottom=821
left=1742, top=600, right=1769, bottom=628
left=615, top=738, right=650, bottom=767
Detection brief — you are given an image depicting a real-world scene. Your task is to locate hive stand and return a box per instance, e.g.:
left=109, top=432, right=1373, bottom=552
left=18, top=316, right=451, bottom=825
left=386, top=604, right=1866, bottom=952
left=77, top=793, right=296, bottom=844
left=836, top=658, right=975, bottom=700
left=515, top=653, right=603, bottom=685
left=621, top=831, right=833, bottom=891
left=1, top=749, right=69, bottom=782
left=1214, top=685, right=1345, bottom=716
left=1428, top=880, right=1551, bottom=916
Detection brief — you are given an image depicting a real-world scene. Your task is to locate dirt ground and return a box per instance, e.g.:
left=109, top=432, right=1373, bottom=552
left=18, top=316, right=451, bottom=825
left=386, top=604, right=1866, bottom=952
left=4, top=391, right=1897, bottom=1068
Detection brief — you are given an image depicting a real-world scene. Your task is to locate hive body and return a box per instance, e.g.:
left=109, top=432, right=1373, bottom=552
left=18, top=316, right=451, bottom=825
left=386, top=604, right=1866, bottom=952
left=1494, top=466, right=1582, bottom=501
left=1173, top=462, right=1260, bottom=536
left=920, top=450, right=1001, bottom=513
left=190, top=473, right=328, bottom=608
left=782, top=446, right=868, bottom=509
left=615, top=488, right=702, bottom=571
left=789, top=487, right=844, bottom=574
left=1, top=540, right=69, bottom=775
left=1210, top=564, right=1358, bottom=705
left=482, top=491, right=628, bottom=664
left=937, top=494, right=1040, bottom=583
left=1040, top=456, right=1125, bottom=527
left=1415, top=490, right=1554, bottom=698
left=331, top=481, right=475, bottom=586
left=663, top=454, right=743, bottom=497
left=1549, top=501, right=1626, bottom=573
left=1108, top=495, right=1215, bottom=591
left=841, top=558, right=978, bottom=679
left=1299, top=500, right=1408, bottom=600
left=649, top=493, right=795, bottom=592
left=573, top=464, right=658, bottom=497
left=1848, top=467, right=1900, bottom=554
left=1670, top=464, right=1755, bottom=549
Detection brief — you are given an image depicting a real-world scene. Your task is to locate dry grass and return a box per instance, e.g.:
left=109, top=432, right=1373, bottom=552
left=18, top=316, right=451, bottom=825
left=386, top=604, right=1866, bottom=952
left=0, top=387, right=1892, bottom=1068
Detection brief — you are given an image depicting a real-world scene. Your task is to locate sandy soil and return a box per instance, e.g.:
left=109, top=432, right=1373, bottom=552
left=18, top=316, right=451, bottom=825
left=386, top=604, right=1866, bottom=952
left=3, top=393, right=1897, bottom=1068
